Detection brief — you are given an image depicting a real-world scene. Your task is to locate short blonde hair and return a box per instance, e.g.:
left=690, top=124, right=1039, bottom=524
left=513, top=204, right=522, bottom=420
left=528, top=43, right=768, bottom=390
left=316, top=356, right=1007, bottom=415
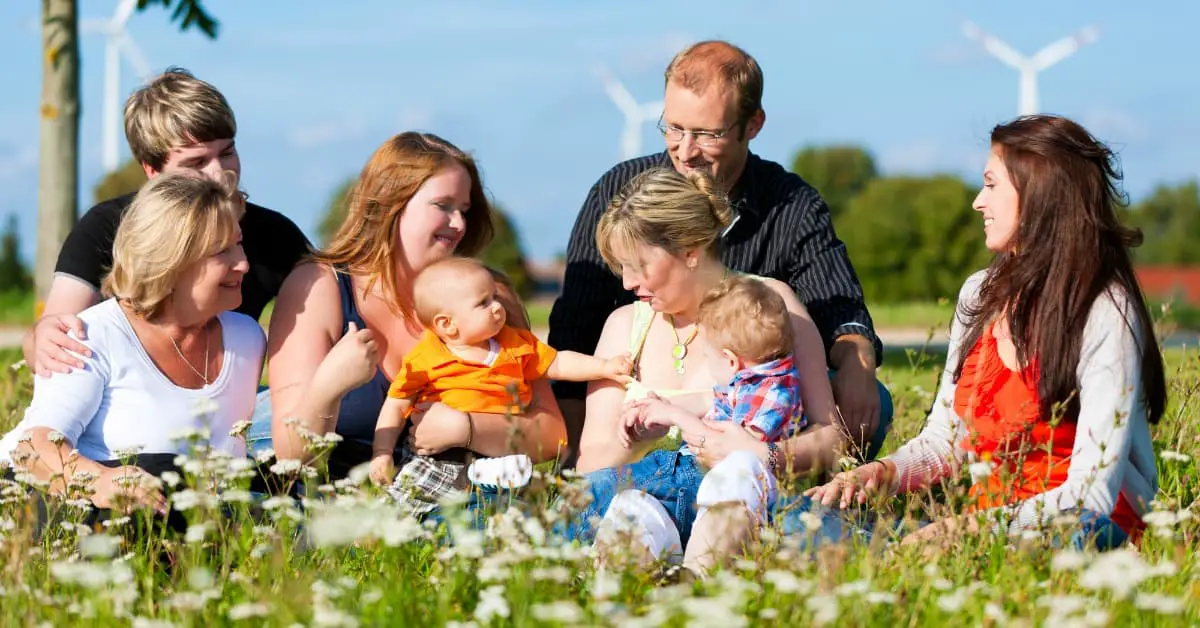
left=665, top=41, right=764, bottom=135
left=103, top=172, right=245, bottom=319
left=698, top=276, right=793, bottom=363
left=312, top=132, right=494, bottom=325
left=411, top=257, right=492, bottom=328
left=124, top=67, right=237, bottom=170
left=596, top=167, right=731, bottom=274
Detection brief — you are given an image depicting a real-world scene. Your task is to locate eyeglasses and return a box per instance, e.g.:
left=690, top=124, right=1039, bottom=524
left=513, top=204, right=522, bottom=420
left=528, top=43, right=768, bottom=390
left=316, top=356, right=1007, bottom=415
left=656, top=118, right=739, bottom=147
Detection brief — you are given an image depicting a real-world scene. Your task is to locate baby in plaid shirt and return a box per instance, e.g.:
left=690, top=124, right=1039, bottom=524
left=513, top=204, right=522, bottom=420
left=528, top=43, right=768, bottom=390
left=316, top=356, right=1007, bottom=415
left=620, top=275, right=804, bottom=509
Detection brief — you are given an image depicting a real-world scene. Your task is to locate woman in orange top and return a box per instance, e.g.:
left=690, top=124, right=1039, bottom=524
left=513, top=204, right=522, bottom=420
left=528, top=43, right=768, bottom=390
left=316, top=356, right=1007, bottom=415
left=804, top=114, right=1167, bottom=550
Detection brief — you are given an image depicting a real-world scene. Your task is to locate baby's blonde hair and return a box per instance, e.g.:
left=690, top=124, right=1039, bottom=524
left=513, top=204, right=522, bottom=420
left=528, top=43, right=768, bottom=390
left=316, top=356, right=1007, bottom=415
left=698, top=276, right=793, bottom=363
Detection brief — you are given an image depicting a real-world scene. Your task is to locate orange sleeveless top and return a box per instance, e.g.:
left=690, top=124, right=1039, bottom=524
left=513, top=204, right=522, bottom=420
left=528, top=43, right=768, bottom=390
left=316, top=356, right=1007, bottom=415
left=953, top=325, right=1144, bottom=538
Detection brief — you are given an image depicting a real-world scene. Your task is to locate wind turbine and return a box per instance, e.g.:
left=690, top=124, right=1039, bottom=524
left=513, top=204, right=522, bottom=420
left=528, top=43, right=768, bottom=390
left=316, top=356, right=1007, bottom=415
left=82, top=0, right=153, bottom=173
left=596, top=65, right=663, bottom=161
left=962, top=21, right=1099, bottom=116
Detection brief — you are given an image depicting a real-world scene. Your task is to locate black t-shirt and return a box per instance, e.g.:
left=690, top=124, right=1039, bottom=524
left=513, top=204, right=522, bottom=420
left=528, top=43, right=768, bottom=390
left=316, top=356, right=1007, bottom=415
left=54, top=193, right=311, bottom=321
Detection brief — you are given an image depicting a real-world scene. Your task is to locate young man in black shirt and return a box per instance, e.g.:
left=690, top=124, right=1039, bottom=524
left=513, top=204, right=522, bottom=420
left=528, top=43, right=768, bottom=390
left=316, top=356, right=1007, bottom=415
left=550, top=41, right=891, bottom=463
left=24, top=68, right=310, bottom=377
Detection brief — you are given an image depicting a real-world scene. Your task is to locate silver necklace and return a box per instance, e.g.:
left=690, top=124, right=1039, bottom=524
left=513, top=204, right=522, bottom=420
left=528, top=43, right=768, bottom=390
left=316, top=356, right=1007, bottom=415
left=167, top=321, right=210, bottom=385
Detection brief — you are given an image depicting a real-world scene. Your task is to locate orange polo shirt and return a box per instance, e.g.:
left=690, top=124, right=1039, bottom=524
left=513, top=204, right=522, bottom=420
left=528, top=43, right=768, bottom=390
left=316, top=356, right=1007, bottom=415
left=387, top=326, right=558, bottom=416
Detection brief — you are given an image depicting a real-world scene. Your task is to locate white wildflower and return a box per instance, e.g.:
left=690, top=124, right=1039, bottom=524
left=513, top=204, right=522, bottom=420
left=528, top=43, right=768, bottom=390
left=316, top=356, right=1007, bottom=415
left=269, top=459, right=302, bottom=475
left=159, top=471, right=182, bottom=488
left=865, top=592, right=897, bottom=605
left=46, top=430, right=66, bottom=444
left=445, top=622, right=478, bottom=628
left=1078, top=549, right=1150, bottom=598
left=967, top=460, right=994, bottom=482
left=131, top=619, right=177, bottom=628
left=1050, top=549, right=1089, bottom=571
left=261, top=496, right=296, bottom=511
left=806, top=594, right=838, bottom=625
left=171, top=489, right=218, bottom=512
left=835, top=580, right=871, bottom=597
left=760, top=608, right=779, bottom=620
left=79, top=533, right=121, bottom=559
left=1134, top=593, right=1185, bottom=615
left=184, top=523, right=210, bottom=544
left=530, top=566, right=570, bottom=583
left=936, top=588, right=969, bottom=613
left=50, top=560, right=134, bottom=589
left=591, top=570, right=621, bottom=600
left=1037, top=594, right=1089, bottom=616
left=227, top=602, right=271, bottom=620
left=311, top=606, right=358, bottom=628
left=798, top=510, right=823, bottom=532
left=227, top=420, right=252, bottom=438
left=1159, top=450, right=1191, bottom=463
left=220, top=489, right=254, bottom=505
left=984, top=602, right=1008, bottom=624
left=531, top=601, right=584, bottom=624
left=101, top=516, right=132, bottom=529
left=764, top=569, right=811, bottom=594
left=474, top=585, right=510, bottom=623
left=111, top=444, right=145, bottom=458
left=254, top=448, right=276, bottom=463
left=932, top=578, right=954, bottom=591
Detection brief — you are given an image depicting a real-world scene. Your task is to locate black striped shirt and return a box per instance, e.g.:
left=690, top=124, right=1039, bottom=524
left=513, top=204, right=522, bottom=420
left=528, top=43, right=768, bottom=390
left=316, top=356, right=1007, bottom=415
left=548, top=151, right=882, bottom=401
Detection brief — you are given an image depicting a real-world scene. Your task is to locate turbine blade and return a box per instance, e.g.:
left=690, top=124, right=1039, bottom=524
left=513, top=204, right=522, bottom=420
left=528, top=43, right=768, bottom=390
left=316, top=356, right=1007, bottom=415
left=1032, top=26, right=1099, bottom=71
left=117, top=34, right=153, bottom=80
left=962, top=20, right=1028, bottom=70
left=594, top=64, right=641, bottom=117
left=112, top=0, right=138, bottom=28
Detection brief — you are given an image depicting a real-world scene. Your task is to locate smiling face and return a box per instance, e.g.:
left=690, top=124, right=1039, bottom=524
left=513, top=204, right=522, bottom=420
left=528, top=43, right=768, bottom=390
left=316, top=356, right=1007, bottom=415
left=172, top=226, right=249, bottom=317
left=974, top=147, right=1021, bottom=253
left=397, top=163, right=472, bottom=273
left=661, top=80, right=762, bottom=190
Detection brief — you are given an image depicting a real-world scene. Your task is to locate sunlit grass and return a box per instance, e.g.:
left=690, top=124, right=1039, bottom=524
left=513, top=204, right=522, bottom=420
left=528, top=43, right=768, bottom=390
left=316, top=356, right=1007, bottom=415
left=0, top=342, right=1195, bottom=625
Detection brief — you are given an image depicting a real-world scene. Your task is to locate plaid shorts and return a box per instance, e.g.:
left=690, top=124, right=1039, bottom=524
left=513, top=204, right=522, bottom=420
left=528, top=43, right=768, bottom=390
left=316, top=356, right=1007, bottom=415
left=387, top=445, right=468, bottom=518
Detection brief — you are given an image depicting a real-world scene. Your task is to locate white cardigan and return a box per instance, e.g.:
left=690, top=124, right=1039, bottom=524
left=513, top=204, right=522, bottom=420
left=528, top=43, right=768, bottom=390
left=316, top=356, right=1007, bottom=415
left=886, top=271, right=1159, bottom=532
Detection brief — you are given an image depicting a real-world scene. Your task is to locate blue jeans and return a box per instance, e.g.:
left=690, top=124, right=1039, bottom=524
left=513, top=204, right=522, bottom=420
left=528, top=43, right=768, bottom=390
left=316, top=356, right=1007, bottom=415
left=775, top=495, right=1130, bottom=551
left=246, top=388, right=274, bottom=457
left=562, top=449, right=704, bottom=546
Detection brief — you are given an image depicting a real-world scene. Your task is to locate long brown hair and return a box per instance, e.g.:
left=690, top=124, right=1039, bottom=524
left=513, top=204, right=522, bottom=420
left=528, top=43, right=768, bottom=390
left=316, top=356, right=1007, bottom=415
left=955, top=115, right=1166, bottom=424
left=313, top=132, right=494, bottom=322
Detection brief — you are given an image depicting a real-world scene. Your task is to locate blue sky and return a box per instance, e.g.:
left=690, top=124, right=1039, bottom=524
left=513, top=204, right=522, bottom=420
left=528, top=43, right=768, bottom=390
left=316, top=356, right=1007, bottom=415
left=1, top=1, right=1197, bottom=264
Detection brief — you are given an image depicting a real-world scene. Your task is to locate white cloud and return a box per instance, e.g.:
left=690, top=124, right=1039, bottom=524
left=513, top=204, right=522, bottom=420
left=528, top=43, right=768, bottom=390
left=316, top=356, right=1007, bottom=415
left=1080, top=107, right=1148, bottom=142
left=286, top=119, right=367, bottom=150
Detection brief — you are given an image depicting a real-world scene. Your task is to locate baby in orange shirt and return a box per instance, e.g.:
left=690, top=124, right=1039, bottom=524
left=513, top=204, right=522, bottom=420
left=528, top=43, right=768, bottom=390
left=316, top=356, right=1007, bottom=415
left=371, top=257, right=632, bottom=517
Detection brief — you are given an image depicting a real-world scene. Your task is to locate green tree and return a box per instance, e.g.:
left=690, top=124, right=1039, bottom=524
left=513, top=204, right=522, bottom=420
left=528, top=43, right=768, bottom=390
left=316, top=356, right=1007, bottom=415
left=93, top=158, right=147, bottom=203
left=837, top=175, right=991, bottom=303
left=790, top=145, right=878, bottom=219
left=0, top=215, right=33, bottom=293
left=316, top=178, right=532, bottom=297
left=1125, top=180, right=1200, bottom=266
left=36, top=0, right=217, bottom=305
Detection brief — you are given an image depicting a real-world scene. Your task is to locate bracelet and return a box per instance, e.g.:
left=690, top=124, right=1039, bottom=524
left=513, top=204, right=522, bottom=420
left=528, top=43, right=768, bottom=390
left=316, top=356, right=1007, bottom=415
left=766, top=442, right=781, bottom=476
left=463, top=413, right=475, bottom=450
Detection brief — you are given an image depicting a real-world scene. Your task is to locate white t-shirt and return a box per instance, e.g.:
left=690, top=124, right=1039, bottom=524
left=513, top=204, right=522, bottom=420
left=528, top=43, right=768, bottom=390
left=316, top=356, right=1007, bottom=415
left=0, top=299, right=265, bottom=463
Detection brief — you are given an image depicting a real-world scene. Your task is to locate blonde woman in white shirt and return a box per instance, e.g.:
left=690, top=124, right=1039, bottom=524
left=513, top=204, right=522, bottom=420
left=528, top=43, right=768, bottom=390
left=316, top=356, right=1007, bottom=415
left=803, top=115, right=1166, bottom=550
left=0, top=172, right=264, bottom=525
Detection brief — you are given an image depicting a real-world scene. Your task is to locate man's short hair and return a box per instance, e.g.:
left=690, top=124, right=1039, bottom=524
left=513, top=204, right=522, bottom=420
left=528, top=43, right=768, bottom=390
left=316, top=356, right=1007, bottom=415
left=103, top=172, right=245, bottom=319
left=124, top=67, right=237, bottom=170
left=664, top=40, right=764, bottom=132
left=698, top=276, right=793, bottom=363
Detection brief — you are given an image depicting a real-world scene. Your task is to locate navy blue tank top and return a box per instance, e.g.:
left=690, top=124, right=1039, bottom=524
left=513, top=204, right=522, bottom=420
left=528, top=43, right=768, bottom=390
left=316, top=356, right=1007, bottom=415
left=326, top=269, right=394, bottom=478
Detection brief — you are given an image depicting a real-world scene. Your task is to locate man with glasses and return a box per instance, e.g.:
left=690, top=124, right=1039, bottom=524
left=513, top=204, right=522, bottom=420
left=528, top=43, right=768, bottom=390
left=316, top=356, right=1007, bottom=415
left=549, top=40, right=891, bottom=466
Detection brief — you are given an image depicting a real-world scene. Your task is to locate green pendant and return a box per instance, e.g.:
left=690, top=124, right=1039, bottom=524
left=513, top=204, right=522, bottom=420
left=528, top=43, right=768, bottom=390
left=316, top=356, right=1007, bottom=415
left=671, top=343, right=688, bottom=360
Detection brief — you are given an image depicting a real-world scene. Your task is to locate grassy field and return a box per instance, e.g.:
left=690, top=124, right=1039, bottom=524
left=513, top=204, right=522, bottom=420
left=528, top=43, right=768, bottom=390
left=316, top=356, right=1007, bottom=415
left=0, top=338, right=1195, bottom=626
